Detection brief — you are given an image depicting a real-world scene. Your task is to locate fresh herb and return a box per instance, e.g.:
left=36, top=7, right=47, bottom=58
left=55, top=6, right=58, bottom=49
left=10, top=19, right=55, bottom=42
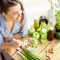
left=55, top=10, right=60, bottom=30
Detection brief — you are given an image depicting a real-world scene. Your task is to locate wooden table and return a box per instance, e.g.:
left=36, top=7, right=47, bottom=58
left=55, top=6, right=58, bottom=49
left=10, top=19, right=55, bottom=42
left=5, top=36, right=60, bottom=60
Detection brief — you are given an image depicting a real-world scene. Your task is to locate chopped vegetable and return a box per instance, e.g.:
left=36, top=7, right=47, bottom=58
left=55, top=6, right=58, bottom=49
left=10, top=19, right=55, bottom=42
left=21, top=48, right=43, bottom=60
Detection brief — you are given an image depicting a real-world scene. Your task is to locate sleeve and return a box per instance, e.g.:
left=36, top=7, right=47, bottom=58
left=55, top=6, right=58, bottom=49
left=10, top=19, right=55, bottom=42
left=18, top=10, right=28, bottom=37
left=0, top=33, right=4, bottom=44
left=19, top=19, right=28, bottom=37
left=15, top=10, right=29, bottom=37
left=0, top=17, right=4, bottom=44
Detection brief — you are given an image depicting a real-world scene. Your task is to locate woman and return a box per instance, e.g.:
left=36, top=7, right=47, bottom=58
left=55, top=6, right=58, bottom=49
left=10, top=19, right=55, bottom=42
left=0, top=0, right=28, bottom=60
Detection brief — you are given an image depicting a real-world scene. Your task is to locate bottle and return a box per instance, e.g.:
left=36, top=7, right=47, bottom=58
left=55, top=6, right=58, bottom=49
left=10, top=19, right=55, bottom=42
left=34, top=19, right=39, bottom=29
left=41, top=28, right=48, bottom=44
left=48, top=27, right=54, bottom=41
left=39, top=16, right=48, bottom=25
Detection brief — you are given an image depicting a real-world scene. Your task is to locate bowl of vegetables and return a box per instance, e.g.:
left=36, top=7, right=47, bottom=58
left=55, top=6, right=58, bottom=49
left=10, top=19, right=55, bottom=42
left=21, top=38, right=39, bottom=51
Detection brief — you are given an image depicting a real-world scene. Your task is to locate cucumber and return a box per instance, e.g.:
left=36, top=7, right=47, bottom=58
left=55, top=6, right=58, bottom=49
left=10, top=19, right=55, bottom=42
left=19, top=52, right=29, bottom=60
left=21, top=48, right=41, bottom=60
left=22, top=48, right=34, bottom=60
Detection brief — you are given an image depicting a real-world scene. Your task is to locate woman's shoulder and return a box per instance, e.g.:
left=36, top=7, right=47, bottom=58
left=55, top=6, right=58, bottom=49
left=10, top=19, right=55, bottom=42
left=0, top=15, right=5, bottom=32
left=0, top=14, right=4, bottom=20
left=0, top=15, right=5, bottom=27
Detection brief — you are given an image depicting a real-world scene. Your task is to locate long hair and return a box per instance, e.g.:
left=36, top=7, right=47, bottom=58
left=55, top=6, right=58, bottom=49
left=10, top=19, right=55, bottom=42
left=0, top=0, right=25, bottom=31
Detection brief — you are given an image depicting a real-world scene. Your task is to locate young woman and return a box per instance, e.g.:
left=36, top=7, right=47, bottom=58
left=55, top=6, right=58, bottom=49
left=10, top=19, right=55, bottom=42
left=0, top=0, right=28, bottom=60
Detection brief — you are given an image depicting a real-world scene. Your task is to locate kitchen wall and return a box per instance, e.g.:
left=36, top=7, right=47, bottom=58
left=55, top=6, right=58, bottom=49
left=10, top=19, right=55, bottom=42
left=20, top=0, right=51, bottom=27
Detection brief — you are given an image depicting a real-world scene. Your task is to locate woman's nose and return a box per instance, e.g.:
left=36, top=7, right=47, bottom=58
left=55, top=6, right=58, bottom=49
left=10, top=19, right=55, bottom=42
left=17, top=13, right=21, bottom=18
left=18, top=11, right=22, bottom=17
left=17, top=13, right=20, bottom=17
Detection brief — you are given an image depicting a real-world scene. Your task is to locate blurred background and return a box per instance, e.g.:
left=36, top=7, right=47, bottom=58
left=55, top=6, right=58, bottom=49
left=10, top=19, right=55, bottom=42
left=20, top=0, right=60, bottom=27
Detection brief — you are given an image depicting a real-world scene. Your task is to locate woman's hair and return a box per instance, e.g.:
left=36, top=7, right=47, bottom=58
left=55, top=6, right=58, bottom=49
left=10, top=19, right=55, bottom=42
left=0, top=0, right=25, bottom=31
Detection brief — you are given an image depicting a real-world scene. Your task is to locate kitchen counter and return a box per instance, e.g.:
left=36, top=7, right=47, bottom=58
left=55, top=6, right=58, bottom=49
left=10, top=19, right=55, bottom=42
left=5, top=35, right=60, bottom=60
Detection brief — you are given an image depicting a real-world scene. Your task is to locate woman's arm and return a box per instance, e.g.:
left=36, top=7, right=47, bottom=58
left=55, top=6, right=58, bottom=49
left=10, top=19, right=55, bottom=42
left=18, top=19, right=28, bottom=38
left=11, top=17, right=28, bottom=39
left=3, top=33, right=23, bottom=42
left=0, top=41, right=18, bottom=49
left=13, top=33, right=23, bottom=39
left=0, top=33, right=18, bottom=49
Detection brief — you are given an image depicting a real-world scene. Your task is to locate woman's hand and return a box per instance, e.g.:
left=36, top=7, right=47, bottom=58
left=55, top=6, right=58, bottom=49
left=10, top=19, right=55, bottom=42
left=13, top=33, right=23, bottom=39
left=3, top=33, right=22, bottom=42
left=3, top=37, right=13, bottom=42
left=0, top=41, right=19, bottom=49
left=11, top=41, right=19, bottom=48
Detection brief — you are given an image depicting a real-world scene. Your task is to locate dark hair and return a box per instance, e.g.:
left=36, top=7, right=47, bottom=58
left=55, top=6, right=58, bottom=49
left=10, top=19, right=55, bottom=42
left=0, top=0, right=25, bottom=31
left=0, top=0, right=23, bottom=13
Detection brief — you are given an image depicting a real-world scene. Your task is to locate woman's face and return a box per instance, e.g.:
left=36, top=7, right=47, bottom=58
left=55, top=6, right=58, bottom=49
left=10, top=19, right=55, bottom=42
left=4, top=3, right=22, bottom=21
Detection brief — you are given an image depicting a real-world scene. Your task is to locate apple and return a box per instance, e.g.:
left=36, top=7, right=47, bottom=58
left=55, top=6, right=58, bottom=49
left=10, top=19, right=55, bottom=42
left=40, top=22, right=48, bottom=30
left=28, top=27, right=35, bottom=35
left=37, top=27, right=42, bottom=35
left=33, top=32, right=40, bottom=39
left=37, top=27, right=41, bottom=33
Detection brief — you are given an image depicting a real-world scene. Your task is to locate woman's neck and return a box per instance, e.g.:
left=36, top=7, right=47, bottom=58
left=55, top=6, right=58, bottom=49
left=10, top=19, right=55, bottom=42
left=4, top=16, right=14, bottom=33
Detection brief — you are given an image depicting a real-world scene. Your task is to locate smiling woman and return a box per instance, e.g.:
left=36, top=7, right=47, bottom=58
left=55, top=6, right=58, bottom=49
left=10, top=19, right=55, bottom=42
left=0, top=0, right=28, bottom=60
